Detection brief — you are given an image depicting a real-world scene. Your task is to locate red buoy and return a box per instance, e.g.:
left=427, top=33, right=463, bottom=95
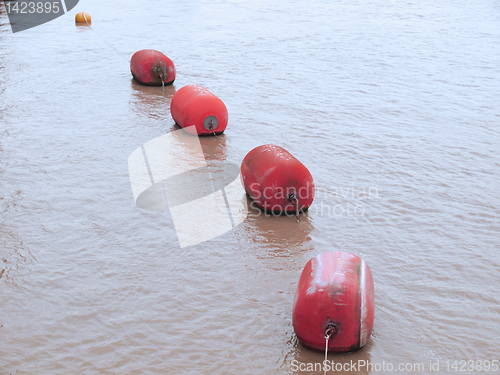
left=130, top=49, right=175, bottom=86
left=292, top=251, right=375, bottom=353
left=240, top=145, right=314, bottom=214
left=170, top=85, right=228, bottom=136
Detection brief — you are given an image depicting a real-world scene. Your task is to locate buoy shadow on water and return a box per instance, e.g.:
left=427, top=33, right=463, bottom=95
left=240, top=198, right=315, bottom=252
left=130, top=79, right=177, bottom=97
left=129, top=81, right=176, bottom=120
left=288, top=332, right=373, bottom=375
left=198, top=135, right=227, bottom=162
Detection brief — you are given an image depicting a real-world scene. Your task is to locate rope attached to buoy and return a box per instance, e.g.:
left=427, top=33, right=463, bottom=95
left=206, top=116, right=223, bottom=148
left=211, top=130, right=224, bottom=148
left=159, top=73, right=165, bottom=92
left=288, top=193, right=300, bottom=223
left=323, top=324, right=337, bottom=375
left=79, top=13, right=130, bottom=64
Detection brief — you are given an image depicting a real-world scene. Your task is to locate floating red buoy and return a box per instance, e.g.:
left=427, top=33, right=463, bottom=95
left=170, top=85, right=228, bottom=136
left=130, top=49, right=175, bottom=86
left=292, top=251, right=375, bottom=353
left=240, top=145, right=314, bottom=215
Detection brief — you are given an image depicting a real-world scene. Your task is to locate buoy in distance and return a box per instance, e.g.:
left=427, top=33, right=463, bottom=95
left=170, top=85, right=228, bottom=136
left=292, top=251, right=375, bottom=353
left=75, top=12, right=91, bottom=24
left=240, top=144, right=314, bottom=215
left=130, top=49, right=176, bottom=86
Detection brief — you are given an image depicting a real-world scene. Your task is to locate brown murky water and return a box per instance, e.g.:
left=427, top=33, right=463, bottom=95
left=1, top=0, right=499, bottom=374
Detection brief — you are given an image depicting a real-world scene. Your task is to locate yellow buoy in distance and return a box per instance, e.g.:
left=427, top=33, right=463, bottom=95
left=75, top=12, right=91, bottom=24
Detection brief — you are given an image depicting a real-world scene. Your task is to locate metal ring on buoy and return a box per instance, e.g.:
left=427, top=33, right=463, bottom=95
left=204, top=116, right=219, bottom=131
left=324, top=323, right=337, bottom=339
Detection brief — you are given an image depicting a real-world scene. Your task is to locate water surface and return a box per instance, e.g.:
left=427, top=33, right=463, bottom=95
left=1, top=0, right=499, bottom=374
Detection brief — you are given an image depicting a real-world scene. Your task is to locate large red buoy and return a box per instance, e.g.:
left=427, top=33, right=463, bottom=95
left=240, top=145, right=314, bottom=215
left=170, top=85, right=228, bottom=136
left=130, top=49, right=175, bottom=86
left=292, top=251, right=375, bottom=353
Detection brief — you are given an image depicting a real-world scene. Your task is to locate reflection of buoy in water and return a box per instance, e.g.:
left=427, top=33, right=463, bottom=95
left=75, top=12, right=91, bottom=24
left=130, top=49, right=176, bottom=86
left=240, top=144, right=314, bottom=215
left=170, top=85, right=228, bottom=136
left=292, top=251, right=375, bottom=353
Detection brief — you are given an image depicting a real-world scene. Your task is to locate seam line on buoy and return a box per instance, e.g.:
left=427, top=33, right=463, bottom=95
left=359, top=258, right=366, bottom=347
